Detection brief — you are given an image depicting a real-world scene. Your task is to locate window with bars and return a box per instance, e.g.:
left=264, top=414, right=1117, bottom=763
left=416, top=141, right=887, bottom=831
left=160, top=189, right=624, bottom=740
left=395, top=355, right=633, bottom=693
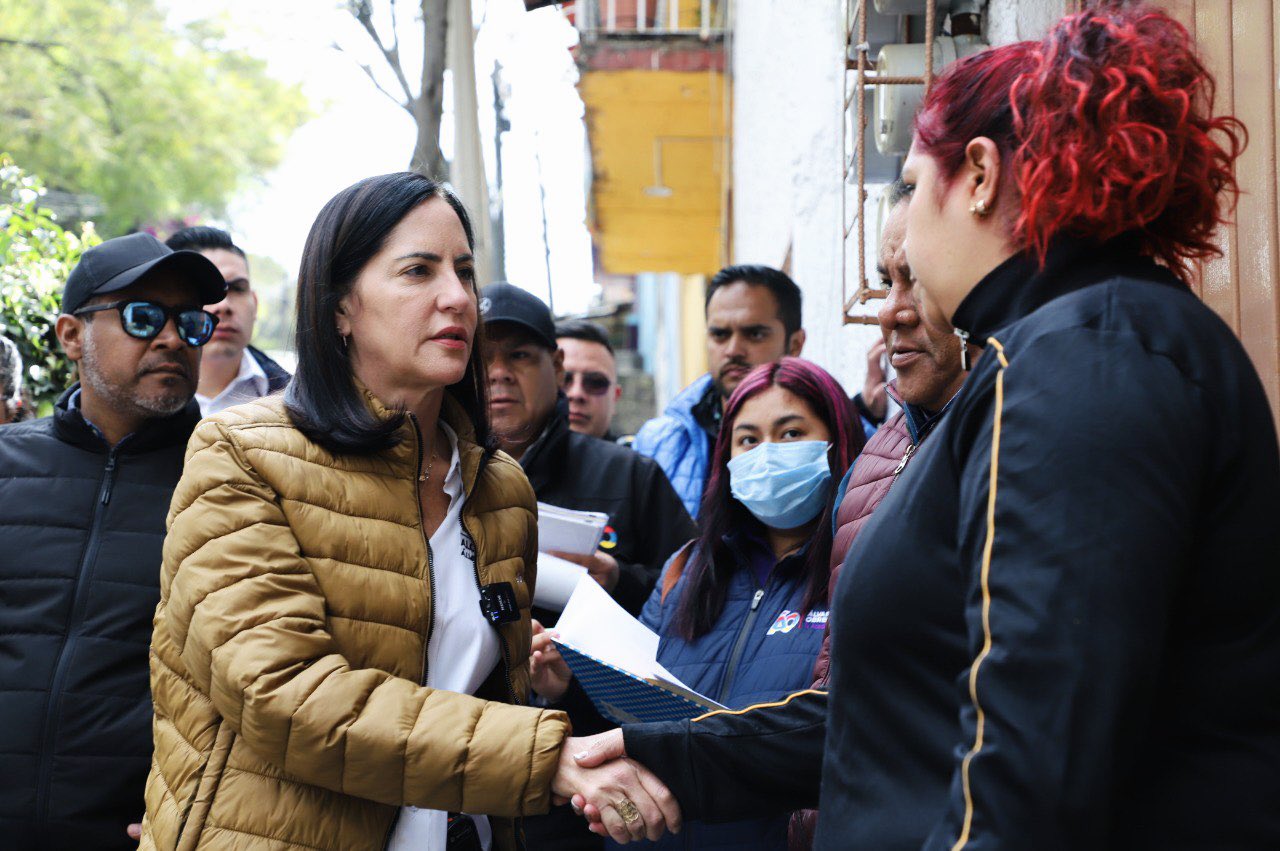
left=567, top=0, right=724, bottom=40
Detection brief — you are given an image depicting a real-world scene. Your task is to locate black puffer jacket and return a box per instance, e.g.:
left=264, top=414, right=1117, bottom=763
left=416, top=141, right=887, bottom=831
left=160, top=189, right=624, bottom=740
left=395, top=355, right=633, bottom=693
left=0, top=386, right=199, bottom=849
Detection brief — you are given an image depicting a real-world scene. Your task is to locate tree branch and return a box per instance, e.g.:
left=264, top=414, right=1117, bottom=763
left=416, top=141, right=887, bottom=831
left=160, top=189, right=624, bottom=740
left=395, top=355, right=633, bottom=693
left=389, top=0, right=402, bottom=62
left=410, top=0, right=448, bottom=177
left=347, top=0, right=416, bottom=104
left=0, top=37, right=64, bottom=50
left=357, top=58, right=414, bottom=114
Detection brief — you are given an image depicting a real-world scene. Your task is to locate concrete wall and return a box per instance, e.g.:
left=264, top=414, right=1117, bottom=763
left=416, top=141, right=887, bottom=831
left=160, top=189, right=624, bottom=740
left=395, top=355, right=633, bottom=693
left=986, top=0, right=1069, bottom=45
left=729, top=0, right=1068, bottom=398
left=730, top=0, right=870, bottom=395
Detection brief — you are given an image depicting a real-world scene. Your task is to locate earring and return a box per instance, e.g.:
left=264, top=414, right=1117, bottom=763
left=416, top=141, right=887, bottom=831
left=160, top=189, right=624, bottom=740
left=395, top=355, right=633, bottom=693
left=338, top=331, right=349, bottom=351
left=970, top=199, right=990, bottom=217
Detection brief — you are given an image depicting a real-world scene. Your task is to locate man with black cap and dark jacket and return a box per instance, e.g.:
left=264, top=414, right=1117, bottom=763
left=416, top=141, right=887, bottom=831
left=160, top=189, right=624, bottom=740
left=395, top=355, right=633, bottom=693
left=0, top=233, right=226, bottom=848
left=479, top=282, right=695, bottom=851
left=480, top=282, right=694, bottom=618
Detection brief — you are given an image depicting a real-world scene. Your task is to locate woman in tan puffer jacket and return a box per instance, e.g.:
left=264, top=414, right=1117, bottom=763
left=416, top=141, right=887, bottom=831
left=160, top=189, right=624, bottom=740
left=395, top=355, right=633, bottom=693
left=140, top=174, right=678, bottom=850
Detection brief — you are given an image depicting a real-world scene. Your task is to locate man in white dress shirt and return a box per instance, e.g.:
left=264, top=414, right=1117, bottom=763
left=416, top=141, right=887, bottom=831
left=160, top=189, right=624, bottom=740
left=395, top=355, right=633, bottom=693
left=165, top=227, right=290, bottom=415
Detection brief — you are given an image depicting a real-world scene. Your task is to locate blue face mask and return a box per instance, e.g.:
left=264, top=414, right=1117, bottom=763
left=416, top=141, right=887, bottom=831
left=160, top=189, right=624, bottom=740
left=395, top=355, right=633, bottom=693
left=727, top=440, right=832, bottom=529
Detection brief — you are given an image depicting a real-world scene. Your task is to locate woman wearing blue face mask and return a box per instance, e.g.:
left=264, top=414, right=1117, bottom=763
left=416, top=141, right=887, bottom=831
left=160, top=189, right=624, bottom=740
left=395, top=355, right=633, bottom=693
left=582, top=356, right=861, bottom=851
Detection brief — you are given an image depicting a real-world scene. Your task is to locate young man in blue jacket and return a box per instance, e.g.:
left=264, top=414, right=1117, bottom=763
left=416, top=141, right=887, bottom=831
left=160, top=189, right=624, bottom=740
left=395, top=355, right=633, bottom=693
left=632, top=266, right=805, bottom=518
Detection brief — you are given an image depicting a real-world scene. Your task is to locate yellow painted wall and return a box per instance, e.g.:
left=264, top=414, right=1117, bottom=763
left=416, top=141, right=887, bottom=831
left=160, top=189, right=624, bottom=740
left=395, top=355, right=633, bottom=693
left=580, top=69, right=728, bottom=275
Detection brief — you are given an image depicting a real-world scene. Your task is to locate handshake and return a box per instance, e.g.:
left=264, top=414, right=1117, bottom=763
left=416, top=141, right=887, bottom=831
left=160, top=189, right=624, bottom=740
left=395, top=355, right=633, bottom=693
left=550, top=729, right=682, bottom=844
left=533, top=621, right=682, bottom=843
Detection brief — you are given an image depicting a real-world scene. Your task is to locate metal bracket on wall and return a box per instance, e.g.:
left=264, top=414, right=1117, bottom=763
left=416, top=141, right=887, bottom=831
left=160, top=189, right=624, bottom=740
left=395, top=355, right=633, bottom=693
left=841, top=0, right=938, bottom=326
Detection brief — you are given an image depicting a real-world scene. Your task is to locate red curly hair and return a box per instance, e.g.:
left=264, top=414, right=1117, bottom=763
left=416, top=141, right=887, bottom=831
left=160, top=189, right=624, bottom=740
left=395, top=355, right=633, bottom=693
left=913, top=2, right=1245, bottom=281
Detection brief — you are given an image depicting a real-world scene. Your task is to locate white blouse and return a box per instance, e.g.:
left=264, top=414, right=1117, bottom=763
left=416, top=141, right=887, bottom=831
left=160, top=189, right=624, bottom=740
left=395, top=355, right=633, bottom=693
left=388, top=422, right=501, bottom=851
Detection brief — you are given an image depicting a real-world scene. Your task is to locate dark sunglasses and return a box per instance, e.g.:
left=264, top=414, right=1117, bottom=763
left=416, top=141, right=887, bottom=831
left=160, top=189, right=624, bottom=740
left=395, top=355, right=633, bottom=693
left=73, top=300, right=219, bottom=347
left=563, top=370, right=613, bottom=396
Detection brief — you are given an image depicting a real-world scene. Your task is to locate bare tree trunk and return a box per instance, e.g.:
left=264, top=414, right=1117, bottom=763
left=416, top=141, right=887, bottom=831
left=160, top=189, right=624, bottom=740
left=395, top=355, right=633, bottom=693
left=412, top=0, right=449, bottom=178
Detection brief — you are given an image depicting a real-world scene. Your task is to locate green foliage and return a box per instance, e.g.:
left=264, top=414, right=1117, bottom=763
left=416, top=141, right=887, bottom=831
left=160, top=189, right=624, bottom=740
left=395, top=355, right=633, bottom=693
left=0, top=156, right=100, bottom=416
left=246, top=252, right=296, bottom=355
left=0, top=0, right=310, bottom=235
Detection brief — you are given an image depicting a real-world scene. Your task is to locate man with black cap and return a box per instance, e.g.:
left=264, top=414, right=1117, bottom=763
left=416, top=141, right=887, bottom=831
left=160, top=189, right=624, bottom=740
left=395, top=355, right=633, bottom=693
left=480, top=282, right=695, bottom=850
left=0, top=233, right=225, bottom=848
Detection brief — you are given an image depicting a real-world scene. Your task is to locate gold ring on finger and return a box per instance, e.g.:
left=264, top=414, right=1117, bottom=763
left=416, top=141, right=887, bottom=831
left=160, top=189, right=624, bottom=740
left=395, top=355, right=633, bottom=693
left=614, top=798, right=642, bottom=826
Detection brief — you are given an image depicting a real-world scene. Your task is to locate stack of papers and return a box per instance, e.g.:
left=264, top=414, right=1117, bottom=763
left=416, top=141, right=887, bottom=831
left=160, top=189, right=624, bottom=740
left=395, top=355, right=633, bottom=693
left=538, top=502, right=609, bottom=555
left=551, top=576, right=725, bottom=724
left=533, top=503, right=610, bottom=611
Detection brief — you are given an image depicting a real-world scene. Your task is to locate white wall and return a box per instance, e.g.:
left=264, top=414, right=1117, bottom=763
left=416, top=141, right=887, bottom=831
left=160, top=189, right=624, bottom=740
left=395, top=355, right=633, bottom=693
left=729, top=0, right=1069, bottom=399
left=730, top=0, right=877, bottom=397
left=986, top=0, right=1069, bottom=45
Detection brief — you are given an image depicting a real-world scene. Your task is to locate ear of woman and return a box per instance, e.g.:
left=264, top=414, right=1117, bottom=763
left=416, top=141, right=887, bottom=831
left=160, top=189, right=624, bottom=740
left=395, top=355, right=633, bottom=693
left=963, top=137, right=1002, bottom=217
left=901, top=136, right=1018, bottom=325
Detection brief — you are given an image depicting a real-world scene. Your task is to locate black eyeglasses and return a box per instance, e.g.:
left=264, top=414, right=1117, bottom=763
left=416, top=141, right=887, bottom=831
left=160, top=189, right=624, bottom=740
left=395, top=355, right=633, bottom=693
left=563, top=370, right=613, bottom=396
left=73, top=300, right=219, bottom=347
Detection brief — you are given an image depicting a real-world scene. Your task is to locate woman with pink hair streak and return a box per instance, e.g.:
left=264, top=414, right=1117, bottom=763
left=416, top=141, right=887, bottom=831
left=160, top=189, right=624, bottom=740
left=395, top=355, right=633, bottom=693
left=531, top=356, right=863, bottom=851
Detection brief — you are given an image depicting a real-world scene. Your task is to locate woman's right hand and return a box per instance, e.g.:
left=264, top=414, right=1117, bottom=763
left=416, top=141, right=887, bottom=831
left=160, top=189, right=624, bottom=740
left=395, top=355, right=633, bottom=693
left=552, top=732, right=682, bottom=844
left=530, top=620, right=572, bottom=701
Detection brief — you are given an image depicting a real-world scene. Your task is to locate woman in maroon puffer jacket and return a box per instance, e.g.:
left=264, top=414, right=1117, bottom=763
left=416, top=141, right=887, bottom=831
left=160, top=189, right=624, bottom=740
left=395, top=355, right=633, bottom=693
left=788, top=190, right=970, bottom=850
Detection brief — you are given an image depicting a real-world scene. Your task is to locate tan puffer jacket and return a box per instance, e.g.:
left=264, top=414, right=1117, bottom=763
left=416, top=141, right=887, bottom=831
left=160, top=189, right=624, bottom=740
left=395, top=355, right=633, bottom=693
left=140, top=391, right=570, bottom=850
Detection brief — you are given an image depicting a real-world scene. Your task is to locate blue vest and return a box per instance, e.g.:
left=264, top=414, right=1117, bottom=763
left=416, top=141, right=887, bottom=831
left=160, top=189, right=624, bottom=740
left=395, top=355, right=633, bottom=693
left=613, top=536, right=828, bottom=851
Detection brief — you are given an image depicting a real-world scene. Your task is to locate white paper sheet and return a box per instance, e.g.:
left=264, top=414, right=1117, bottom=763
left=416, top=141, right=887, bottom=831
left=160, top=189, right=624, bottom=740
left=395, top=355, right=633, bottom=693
left=553, top=576, right=700, bottom=693
left=532, top=552, right=589, bottom=611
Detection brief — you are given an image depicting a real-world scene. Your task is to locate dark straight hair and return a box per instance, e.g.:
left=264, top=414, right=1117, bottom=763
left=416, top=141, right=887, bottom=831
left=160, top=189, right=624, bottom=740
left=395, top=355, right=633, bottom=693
left=706, top=265, right=803, bottom=339
left=555, top=318, right=614, bottom=356
left=672, top=357, right=864, bottom=641
left=285, top=172, right=492, bottom=456
left=165, top=225, right=247, bottom=261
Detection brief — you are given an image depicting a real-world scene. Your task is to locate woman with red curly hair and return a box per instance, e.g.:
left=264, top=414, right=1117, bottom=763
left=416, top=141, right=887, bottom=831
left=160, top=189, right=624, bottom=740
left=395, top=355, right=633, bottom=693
left=823, top=3, right=1280, bottom=847
left=567, top=5, right=1280, bottom=850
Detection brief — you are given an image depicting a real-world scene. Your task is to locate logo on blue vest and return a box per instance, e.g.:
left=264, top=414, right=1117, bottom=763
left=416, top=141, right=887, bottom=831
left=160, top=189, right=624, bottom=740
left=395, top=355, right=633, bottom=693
left=767, top=610, right=801, bottom=635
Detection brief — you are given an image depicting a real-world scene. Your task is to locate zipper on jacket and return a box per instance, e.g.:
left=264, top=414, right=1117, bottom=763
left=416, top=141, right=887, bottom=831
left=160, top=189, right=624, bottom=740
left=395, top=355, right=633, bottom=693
left=716, top=588, right=766, bottom=704
left=892, top=443, right=917, bottom=479
left=384, top=416, right=439, bottom=851
left=34, top=446, right=120, bottom=833
left=954, top=327, right=971, bottom=371
left=408, top=415, right=438, bottom=690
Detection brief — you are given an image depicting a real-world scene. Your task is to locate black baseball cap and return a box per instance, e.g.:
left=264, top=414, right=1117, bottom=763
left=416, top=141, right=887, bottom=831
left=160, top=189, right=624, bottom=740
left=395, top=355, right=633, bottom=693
left=479, top=282, right=557, bottom=350
left=62, top=232, right=227, bottom=315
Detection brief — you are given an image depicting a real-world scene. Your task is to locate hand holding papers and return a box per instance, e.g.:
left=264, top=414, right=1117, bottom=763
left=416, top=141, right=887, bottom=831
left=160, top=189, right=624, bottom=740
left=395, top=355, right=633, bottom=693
left=534, top=502, right=610, bottom=610
left=551, top=576, right=725, bottom=724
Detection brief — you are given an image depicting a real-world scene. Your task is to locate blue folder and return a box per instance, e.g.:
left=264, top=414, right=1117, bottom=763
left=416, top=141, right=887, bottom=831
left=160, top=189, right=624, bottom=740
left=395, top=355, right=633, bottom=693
left=553, top=638, right=725, bottom=725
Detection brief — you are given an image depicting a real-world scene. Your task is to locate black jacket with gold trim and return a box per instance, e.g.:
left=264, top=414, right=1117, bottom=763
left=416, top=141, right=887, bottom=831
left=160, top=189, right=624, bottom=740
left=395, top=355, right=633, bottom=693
left=625, top=239, right=1280, bottom=850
